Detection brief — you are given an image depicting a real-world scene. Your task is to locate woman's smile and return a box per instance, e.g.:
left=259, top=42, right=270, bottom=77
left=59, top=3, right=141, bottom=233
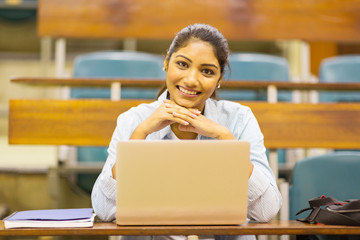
left=177, top=85, right=201, bottom=97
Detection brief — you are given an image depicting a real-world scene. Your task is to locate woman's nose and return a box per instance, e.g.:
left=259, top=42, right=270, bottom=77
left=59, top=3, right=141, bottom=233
left=184, top=69, right=198, bottom=87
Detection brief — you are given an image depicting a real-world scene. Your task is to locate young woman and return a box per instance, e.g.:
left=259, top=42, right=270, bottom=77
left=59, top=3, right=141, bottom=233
left=91, top=24, right=282, bottom=240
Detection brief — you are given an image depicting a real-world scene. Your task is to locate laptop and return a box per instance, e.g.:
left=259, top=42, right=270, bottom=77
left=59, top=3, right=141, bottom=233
left=116, top=140, right=250, bottom=225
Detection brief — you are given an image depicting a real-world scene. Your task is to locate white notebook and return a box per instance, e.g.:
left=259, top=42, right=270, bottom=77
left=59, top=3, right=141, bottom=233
left=3, top=208, right=95, bottom=228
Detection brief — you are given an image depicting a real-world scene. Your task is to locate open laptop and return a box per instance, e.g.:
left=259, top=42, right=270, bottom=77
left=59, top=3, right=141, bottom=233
left=116, top=140, right=250, bottom=225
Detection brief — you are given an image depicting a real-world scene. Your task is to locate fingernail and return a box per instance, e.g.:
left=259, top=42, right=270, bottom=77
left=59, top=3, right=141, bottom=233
left=191, top=113, right=197, bottom=118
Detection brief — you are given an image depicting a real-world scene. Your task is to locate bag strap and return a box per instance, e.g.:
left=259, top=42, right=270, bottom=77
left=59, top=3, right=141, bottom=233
left=297, top=197, right=360, bottom=226
left=296, top=196, right=342, bottom=216
left=316, top=208, right=360, bottom=226
left=296, top=206, right=321, bottom=224
left=329, top=199, right=360, bottom=212
left=308, top=196, right=345, bottom=208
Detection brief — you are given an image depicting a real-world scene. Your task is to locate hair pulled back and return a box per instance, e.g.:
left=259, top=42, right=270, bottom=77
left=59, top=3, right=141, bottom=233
left=165, top=24, right=230, bottom=76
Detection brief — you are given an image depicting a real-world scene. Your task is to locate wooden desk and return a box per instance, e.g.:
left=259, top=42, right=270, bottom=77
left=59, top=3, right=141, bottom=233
left=11, top=77, right=360, bottom=91
left=11, top=77, right=360, bottom=102
left=1, top=220, right=360, bottom=236
left=8, top=99, right=360, bottom=149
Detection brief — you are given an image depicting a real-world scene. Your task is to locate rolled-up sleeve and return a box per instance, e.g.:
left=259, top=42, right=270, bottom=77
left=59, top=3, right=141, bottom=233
left=91, top=123, right=120, bottom=221
left=91, top=161, right=117, bottom=221
left=91, top=109, right=140, bottom=221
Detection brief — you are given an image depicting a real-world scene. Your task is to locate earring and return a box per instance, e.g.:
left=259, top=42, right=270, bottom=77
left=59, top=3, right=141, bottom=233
left=163, top=67, right=166, bottom=71
left=217, top=85, right=221, bottom=89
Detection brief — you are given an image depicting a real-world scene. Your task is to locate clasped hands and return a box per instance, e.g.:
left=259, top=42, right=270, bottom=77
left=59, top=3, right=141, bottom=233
left=130, top=99, right=235, bottom=140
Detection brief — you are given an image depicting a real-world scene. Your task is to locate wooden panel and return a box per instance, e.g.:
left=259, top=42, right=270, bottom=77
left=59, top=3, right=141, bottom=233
left=38, top=0, right=360, bottom=41
left=9, top=99, right=360, bottom=149
left=253, top=102, right=360, bottom=149
left=309, top=42, right=338, bottom=75
left=8, top=99, right=151, bottom=146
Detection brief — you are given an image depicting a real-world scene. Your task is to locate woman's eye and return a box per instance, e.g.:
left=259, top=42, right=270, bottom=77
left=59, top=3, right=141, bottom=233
left=202, top=69, right=215, bottom=76
left=176, top=61, right=188, bottom=68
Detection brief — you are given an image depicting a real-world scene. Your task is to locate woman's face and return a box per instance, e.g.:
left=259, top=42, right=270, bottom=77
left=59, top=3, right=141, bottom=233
left=165, top=39, right=222, bottom=112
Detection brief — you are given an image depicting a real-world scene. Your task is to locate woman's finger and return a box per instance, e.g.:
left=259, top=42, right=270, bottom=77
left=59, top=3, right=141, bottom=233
left=170, top=113, right=189, bottom=125
left=178, top=124, right=196, bottom=133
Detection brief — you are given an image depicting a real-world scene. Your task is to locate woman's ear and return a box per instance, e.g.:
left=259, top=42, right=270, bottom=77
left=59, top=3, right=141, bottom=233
left=163, top=53, right=169, bottom=72
left=217, top=76, right=223, bottom=89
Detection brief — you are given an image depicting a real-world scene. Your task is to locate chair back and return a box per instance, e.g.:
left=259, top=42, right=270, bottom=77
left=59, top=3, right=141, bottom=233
left=319, top=55, right=360, bottom=102
left=289, top=152, right=360, bottom=220
left=219, top=53, right=291, bottom=101
left=72, top=51, right=165, bottom=99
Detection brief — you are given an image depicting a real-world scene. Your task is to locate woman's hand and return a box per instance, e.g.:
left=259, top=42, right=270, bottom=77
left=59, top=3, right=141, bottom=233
left=166, top=100, right=236, bottom=140
left=130, top=99, right=199, bottom=139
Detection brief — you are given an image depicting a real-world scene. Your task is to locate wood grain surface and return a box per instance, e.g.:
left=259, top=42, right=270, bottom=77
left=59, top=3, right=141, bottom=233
left=38, top=0, right=360, bottom=41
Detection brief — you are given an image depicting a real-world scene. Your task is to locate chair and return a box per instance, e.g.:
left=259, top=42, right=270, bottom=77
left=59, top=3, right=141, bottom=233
left=318, top=55, right=360, bottom=155
left=219, top=53, right=291, bottom=101
left=71, top=51, right=165, bottom=194
left=218, top=53, right=291, bottom=167
left=289, top=152, right=360, bottom=240
left=72, top=51, right=165, bottom=99
left=319, top=54, right=360, bottom=102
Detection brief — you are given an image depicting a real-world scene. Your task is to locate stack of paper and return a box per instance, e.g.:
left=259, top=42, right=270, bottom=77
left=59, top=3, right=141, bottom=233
left=3, top=208, right=95, bottom=228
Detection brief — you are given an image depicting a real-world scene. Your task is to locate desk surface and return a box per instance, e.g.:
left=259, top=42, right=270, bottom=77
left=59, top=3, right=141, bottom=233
left=1, top=221, right=360, bottom=236
left=10, top=77, right=360, bottom=91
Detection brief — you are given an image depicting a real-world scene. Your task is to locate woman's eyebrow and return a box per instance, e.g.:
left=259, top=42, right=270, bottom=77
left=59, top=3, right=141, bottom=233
left=175, top=54, right=192, bottom=62
left=201, top=63, right=218, bottom=69
left=175, top=55, right=218, bottom=69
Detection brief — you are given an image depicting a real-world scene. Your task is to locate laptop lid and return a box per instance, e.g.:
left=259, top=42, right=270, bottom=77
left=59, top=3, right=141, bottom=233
left=116, top=140, right=250, bottom=225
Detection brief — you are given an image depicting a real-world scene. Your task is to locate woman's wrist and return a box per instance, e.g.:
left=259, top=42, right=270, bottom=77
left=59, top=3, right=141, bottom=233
left=217, top=126, right=236, bottom=140
left=130, top=124, right=149, bottom=139
left=112, top=163, right=117, bottom=179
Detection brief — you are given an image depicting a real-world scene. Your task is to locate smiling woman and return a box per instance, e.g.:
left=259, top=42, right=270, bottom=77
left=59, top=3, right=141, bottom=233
left=159, top=24, right=230, bottom=100
left=91, top=24, right=282, bottom=240
left=166, top=40, right=221, bottom=111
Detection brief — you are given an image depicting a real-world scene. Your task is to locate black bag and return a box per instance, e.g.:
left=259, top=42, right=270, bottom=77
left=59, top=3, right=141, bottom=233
left=296, top=195, right=360, bottom=226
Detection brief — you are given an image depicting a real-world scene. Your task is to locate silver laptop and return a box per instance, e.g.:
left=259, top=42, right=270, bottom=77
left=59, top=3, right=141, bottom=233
left=116, top=140, right=250, bottom=225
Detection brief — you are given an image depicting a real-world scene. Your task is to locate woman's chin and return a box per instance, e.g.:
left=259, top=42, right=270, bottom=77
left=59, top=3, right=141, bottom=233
left=174, top=99, right=196, bottom=109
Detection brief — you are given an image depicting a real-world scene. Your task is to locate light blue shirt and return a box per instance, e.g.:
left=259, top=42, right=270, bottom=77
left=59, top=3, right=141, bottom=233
left=91, top=91, right=282, bottom=232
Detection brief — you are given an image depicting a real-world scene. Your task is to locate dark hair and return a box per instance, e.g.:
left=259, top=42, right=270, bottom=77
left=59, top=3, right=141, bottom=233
left=157, top=24, right=230, bottom=99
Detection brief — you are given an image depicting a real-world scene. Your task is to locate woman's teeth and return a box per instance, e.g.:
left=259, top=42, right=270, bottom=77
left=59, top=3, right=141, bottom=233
left=179, top=86, right=198, bottom=95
